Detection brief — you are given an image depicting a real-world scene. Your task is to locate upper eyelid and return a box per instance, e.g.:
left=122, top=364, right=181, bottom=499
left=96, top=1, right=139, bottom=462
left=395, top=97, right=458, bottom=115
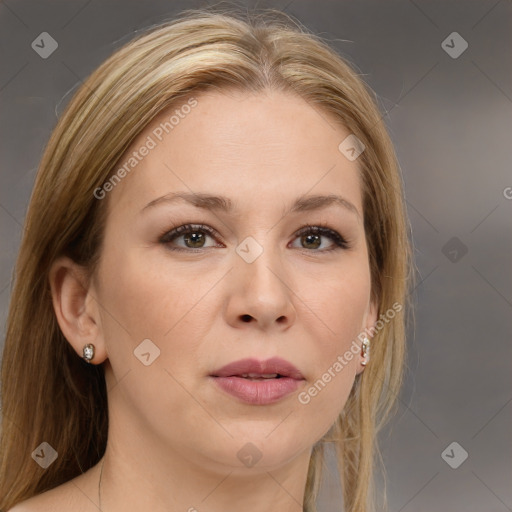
left=161, top=223, right=340, bottom=239
left=160, top=223, right=349, bottom=248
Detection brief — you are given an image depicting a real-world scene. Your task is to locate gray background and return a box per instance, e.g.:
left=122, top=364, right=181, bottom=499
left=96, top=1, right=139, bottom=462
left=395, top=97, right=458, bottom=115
left=1, top=1, right=511, bottom=511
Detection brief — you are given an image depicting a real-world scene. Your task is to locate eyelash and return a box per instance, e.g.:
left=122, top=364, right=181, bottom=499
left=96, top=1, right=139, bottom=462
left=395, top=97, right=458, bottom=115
left=158, top=223, right=351, bottom=253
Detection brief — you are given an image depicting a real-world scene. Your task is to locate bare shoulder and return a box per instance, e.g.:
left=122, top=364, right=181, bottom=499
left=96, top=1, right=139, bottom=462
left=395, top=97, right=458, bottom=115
left=7, top=487, right=67, bottom=511
left=7, top=483, right=76, bottom=512
left=7, top=467, right=100, bottom=512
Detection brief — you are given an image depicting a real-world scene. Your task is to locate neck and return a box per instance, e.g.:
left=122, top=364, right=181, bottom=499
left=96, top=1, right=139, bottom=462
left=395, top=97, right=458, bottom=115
left=97, top=440, right=310, bottom=512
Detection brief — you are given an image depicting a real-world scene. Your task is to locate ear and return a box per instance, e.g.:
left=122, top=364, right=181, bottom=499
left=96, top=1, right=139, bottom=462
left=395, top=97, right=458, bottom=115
left=48, top=256, right=108, bottom=364
left=356, top=298, right=378, bottom=375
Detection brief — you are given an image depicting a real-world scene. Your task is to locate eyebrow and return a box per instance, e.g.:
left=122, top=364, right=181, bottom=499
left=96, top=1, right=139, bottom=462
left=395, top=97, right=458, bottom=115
left=141, top=191, right=360, bottom=218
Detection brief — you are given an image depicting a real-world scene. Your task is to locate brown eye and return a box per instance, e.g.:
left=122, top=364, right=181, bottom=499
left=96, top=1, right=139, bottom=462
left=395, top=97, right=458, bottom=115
left=182, top=231, right=207, bottom=248
left=291, top=225, right=350, bottom=251
left=300, top=232, right=322, bottom=250
left=159, top=223, right=350, bottom=253
left=160, top=224, right=219, bottom=251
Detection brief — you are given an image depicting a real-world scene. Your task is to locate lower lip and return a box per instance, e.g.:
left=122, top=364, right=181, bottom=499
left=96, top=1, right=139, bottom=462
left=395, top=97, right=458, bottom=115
left=211, top=376, right=303, bottom=405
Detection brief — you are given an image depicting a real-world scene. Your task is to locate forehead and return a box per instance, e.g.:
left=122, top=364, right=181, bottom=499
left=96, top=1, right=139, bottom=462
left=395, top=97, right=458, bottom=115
left=107, top=89, right=363, bottom=218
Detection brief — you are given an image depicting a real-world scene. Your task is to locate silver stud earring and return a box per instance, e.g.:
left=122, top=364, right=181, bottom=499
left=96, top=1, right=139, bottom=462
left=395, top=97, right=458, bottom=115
left=361, top=337, right=370, bottom=366
left=82, top=343, right=95, bottom=363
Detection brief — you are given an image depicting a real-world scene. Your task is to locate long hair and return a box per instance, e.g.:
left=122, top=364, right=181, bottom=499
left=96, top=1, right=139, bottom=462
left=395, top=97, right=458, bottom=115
left=0, top=7, right=413, bottom=511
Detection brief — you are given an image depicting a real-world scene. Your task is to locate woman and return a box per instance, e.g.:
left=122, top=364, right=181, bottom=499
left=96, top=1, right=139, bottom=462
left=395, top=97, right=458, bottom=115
left=0, top=7, right=413, bottom=512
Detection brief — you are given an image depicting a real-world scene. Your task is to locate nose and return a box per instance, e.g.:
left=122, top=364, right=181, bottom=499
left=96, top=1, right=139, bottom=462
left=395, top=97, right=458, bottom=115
left=224, top=244, right=297, bottom=331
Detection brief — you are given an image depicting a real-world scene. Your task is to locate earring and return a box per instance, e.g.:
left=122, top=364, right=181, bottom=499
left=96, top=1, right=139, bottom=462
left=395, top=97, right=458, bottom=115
left=82, top=343, right=95, bottom=363
left=360, top=337, right=370, bottom=366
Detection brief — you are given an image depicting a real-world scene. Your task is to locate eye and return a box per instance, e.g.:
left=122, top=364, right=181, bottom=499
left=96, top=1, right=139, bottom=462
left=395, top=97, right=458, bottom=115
left=290, top=224, right=350, bottom=252
left=159, top=224, right=221, bottom=251
left=159, top=222, right=351, bottom=252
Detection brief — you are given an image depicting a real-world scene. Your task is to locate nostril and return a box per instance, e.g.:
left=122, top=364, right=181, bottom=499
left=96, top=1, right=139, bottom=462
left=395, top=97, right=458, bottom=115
left=241, top=314, right=252, bottom=322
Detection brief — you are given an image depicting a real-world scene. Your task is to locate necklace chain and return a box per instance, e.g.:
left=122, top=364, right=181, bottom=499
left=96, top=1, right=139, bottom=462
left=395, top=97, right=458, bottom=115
left=98, top=458, right=105, bottom=511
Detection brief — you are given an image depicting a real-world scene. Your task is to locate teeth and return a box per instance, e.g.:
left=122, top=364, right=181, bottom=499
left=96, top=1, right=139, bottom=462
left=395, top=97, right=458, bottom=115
left=240, top=373, right=279, bottom=379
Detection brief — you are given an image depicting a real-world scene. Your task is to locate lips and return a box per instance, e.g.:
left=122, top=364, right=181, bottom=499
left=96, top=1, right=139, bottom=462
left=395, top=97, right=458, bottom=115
left=210, top=357, right=305, bottom=405
left=210, top=357, right=304, bottom=380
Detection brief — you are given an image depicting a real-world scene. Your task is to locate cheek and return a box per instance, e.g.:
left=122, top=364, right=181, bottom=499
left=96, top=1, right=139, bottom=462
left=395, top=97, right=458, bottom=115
left=95, top=249, right=217, bottom=430
left=294, top=258, right=371, bottom=420
left=307, top=256, right=371, bottom=347
left=96, top=247, right=221, bottom=368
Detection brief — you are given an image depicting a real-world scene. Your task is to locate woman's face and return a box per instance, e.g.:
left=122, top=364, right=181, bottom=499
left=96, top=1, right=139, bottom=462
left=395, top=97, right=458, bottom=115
left=91, top=89, right=377, bottom=472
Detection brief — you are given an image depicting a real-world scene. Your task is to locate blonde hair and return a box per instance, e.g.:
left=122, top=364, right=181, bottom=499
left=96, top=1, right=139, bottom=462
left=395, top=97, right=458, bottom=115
left=0, top=7, right=413, bottom=512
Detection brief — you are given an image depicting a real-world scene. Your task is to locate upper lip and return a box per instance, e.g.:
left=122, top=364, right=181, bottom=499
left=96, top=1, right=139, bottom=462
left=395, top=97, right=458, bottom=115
left=210, top=357, right=304, bottom=380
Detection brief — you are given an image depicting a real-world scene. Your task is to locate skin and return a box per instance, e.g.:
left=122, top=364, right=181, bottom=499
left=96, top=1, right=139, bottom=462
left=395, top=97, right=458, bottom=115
left=14, top=89, right=377, bottom=512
